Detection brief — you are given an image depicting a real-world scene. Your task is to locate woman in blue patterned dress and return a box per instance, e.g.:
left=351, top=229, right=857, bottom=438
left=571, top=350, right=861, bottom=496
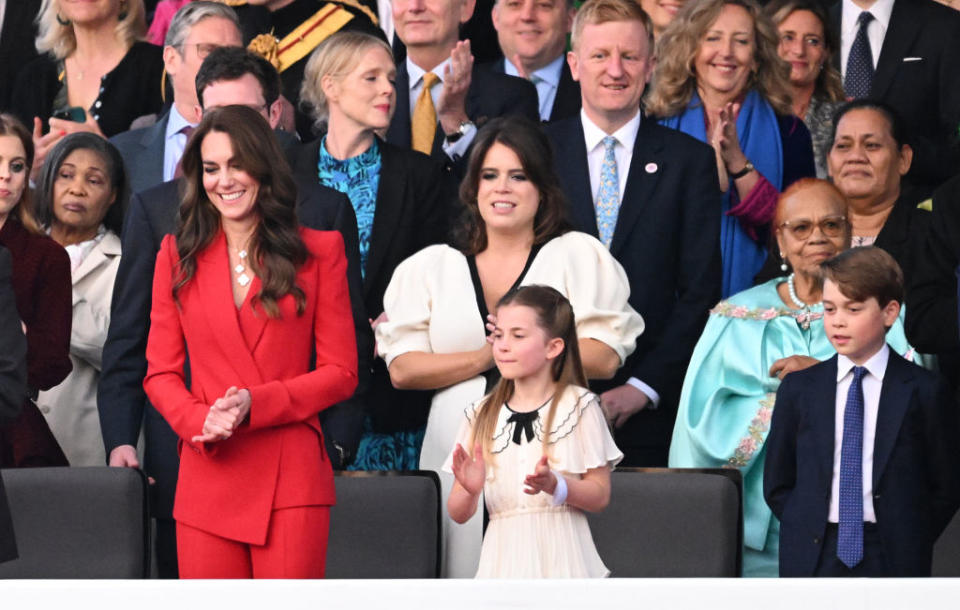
left=292, top=31, right=452, bottom=470
left=668, top=178, right=921, bottom=577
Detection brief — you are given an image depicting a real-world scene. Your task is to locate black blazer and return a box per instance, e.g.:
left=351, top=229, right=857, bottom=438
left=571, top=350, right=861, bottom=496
left=0, top=246, right=26, bottom=563
left=830, top=0, right=960, bottom=187
left=489, top=57, right=581, bottom=123
left=0, top=0, right=40, bottom=112
left=545, top=116, right=722, bottom=461
left=764, top=352, right=960, bottom=577
left=385, top=61, right=539, bottom=169
left=97, top=176, right=368, bottom=519
left=290, top=137, right=452, bottom=432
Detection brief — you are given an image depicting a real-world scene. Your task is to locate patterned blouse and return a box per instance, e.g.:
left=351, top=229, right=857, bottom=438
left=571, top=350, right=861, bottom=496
left=805, top=96, right=844, bottom=179
left=317, top=136, right=381, bottom=277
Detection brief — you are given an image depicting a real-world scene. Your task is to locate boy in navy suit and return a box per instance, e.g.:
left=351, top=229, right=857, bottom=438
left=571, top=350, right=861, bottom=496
left=765, top=247, right=960, bottom=577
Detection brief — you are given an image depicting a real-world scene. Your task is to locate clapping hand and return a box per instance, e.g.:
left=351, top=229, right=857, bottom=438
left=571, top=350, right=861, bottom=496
left=191, top=386, right=252, bottom=444
left=437, top=40, right=473, bottom=136
left=523, top=455, right=557, bottom=495
left=709, top=102, right=748, bottom=188
left=451, top=442, right=486, bottom=497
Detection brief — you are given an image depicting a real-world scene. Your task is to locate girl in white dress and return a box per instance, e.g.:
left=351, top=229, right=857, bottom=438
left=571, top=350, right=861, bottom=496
left=446, top=285, right=623, bottom=578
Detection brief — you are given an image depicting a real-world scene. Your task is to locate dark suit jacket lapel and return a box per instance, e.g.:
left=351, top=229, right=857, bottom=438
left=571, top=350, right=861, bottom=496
left=872, top=0, right=922, bottom=101
left=363, top=141, right=403, bottom=301
left=609, top=118, right=663, bottom=257
left=138, top=112, right=169, bottom=191
left=196, top=233, right=264, bottom=386
left=550, top=61, right=580, bottom=122
left=815, top=355, right=840, bottom=489
left=555, top=119, right=598, bottom=238
left=387, top=63, right=412, bottom=149
left=872, top=351, right=914, bottom=488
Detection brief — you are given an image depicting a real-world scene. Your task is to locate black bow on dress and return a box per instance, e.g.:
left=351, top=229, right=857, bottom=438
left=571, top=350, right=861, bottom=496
left=507, top=410, right=539, bottom=445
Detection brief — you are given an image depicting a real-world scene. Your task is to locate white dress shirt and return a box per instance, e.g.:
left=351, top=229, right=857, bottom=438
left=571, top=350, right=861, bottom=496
left=579, top=109, right=660, bottom=407
left=0, top=0, right=7, bottom=39
left=840, top=0, right=895, bottom=79
left=828, top=343, right=889, bottom=523
left=504, top=55, right=565, bottom=122
left=162, top=104, right=197, bottom=182
left=377, top=0, right=393, bottom=45
left=406, top=56, right=475, bottom=159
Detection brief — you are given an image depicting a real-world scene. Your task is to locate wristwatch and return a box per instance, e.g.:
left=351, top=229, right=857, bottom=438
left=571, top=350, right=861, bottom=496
left=729, top=160, right=755, bottom=180
left=445, top=120, right=474, bottom=143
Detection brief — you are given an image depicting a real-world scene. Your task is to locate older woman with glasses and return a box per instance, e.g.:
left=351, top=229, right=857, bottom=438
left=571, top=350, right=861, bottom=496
left=668, top=179, right=921, bottom=577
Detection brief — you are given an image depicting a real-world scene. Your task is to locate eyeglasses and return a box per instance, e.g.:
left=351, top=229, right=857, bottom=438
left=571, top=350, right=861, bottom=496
left=778, top=215, right=848, bottom=240
left=180, top=43, right=223, bottom=60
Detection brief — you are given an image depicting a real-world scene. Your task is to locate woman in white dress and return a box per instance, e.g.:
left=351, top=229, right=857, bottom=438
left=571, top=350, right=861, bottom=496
left=375, top=115, right=644, bottom=577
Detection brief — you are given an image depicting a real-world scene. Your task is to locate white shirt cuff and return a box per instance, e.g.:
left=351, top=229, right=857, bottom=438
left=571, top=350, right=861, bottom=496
left=627, top=377, right=660, bottom=409
left=441, top=123, right=476, bottom=159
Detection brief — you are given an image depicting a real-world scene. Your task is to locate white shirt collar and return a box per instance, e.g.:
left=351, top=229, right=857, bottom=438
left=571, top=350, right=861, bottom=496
left=842, top=0, right=895, bottom=36
left=503, top=54, right=565, bottom=88
left=580, top=108, right=641, bottom=154
left=406, top=56, right=452, bottom=90
left=836, top=343, right=890, bottom=382
left=165, top=104, right=195, bottom=140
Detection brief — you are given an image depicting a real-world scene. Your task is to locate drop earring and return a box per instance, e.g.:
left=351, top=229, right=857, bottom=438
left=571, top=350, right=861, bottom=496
left=779, top=252, right=788, bottom=273
left=118, top=2, right=128, bottom=21
left=56, top=12, right=71, bottom=26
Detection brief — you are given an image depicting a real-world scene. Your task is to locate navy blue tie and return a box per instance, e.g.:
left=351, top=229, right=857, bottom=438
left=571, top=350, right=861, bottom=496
left=844, top=12, right=875, bottom=99
left=838, top=365, right=867, bottom=568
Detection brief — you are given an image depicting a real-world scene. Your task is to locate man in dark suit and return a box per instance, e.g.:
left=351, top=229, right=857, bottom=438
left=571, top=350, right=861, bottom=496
left=545, top=0, right=721, bottom=466
left=0, top=246, right=27, bottom=564
left=98, top=54, right=370, bottom=578
left=0, top=0, right=41, bottom=112
left=489, top=0, right=580, bottom=122
left=386, top=0, right=538, bottom=170
left=765, top=247, right=960, bottom=576
left=831, top=0, right=960, bottom=188
left=110, top=2, right=244, bottom=196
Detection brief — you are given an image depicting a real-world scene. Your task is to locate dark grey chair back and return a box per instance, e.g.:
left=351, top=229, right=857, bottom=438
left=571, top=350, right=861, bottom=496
left=586, top=468, right=742, bottom=577
left=327, top=471, right=441, bottom=578
left=0, top=467, right=150, bottom=578
left=933, top=507, right=960, bottom=576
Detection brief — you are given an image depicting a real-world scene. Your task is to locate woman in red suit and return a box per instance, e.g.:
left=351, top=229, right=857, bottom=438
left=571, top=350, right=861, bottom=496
left=143, top=105, right=358, bottom=579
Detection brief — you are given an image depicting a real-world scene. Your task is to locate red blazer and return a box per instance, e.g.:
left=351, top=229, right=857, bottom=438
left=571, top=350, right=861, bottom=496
left=144, top=228, right=358, bottom=545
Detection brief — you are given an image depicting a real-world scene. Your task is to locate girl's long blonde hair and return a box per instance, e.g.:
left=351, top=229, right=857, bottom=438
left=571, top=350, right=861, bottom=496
left=468, top=285, right=588, bottom=465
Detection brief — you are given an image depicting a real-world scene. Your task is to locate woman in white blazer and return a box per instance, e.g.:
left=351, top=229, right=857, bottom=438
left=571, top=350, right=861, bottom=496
left=35, top=134, right=126, bottom=466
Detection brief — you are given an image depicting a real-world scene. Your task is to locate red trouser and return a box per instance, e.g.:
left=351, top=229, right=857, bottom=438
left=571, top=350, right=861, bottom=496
left=177, top=506, right=330, bottom=578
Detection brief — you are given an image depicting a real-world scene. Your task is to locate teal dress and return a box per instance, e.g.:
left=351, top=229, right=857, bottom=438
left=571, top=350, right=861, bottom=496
left=668, top=277, right=919, bottom=577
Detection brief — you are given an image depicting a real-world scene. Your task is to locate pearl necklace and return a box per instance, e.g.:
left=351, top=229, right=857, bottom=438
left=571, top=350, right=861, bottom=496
left=786, top=273, right=807, bottom=309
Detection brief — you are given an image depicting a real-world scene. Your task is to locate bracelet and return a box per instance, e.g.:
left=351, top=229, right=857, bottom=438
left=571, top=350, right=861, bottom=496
left=729, top=160, right=755, bottom=180
left=550, top=470, right=568, bottom=506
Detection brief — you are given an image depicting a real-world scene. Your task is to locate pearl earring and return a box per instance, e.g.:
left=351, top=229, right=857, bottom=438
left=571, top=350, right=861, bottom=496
left=779, top=252, right=788, bottom=272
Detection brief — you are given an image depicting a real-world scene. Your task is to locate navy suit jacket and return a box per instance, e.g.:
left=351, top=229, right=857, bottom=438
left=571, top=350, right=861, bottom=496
left=489, top=57, right=581, bottom=123
left=97, top=176, right=368, bottom=519
left=110, top=111, right=169, bottom=198
left=764, top=351, right=960, bottom=576
left=386, top=61, right=539, bottom=171
left=545, top=116, right=722, bottom=459
left=830, top=0, right=960, bottom=187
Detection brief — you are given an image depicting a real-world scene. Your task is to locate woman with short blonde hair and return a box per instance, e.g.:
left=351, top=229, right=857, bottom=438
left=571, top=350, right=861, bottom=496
left=646, top=0, right=815, bottom=298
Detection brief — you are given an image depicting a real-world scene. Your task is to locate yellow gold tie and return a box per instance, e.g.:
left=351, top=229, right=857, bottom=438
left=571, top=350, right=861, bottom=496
left=412, top=72, right=440, bottom=154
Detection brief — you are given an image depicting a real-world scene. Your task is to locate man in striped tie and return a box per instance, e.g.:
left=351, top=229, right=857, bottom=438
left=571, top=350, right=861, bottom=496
left=765, top=246, right=960, bottom=576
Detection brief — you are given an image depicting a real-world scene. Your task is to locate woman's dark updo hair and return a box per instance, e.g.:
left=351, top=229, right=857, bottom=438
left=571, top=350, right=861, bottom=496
left=34, top=132, right=127, bottom=235
left=174, top=105, right=308, bottom=317
left=455, top=115, right=572, bottom=255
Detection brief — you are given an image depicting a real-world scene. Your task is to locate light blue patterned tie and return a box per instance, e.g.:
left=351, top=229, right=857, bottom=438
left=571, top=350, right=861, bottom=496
left=596, top=136, right=620, bottom=248
left=838, top=365, right=866, bottom=568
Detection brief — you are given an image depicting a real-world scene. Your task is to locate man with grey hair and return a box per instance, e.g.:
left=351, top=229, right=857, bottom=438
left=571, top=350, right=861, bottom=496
left=111, top=1, right=243, bottom=196
left=490, top=0, right=581, bottom=122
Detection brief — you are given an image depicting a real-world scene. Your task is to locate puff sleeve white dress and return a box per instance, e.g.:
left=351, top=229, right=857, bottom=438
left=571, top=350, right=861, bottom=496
left=443, top=386, right=623, bottom=578
left=375, top=231, right=643, bottom=577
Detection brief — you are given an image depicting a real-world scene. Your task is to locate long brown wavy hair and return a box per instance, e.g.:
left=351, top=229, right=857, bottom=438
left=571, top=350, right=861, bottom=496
left=174, top=105, right=307, bottom=317
left=468, top=285, right=588, bottom=465
left=645, top=0, right=794, bottom=118
left=764, top=0, right=845, bottom=103
left=454, top=115, right=572, bottom=256
left=0, top=114, right=43, bottom=234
